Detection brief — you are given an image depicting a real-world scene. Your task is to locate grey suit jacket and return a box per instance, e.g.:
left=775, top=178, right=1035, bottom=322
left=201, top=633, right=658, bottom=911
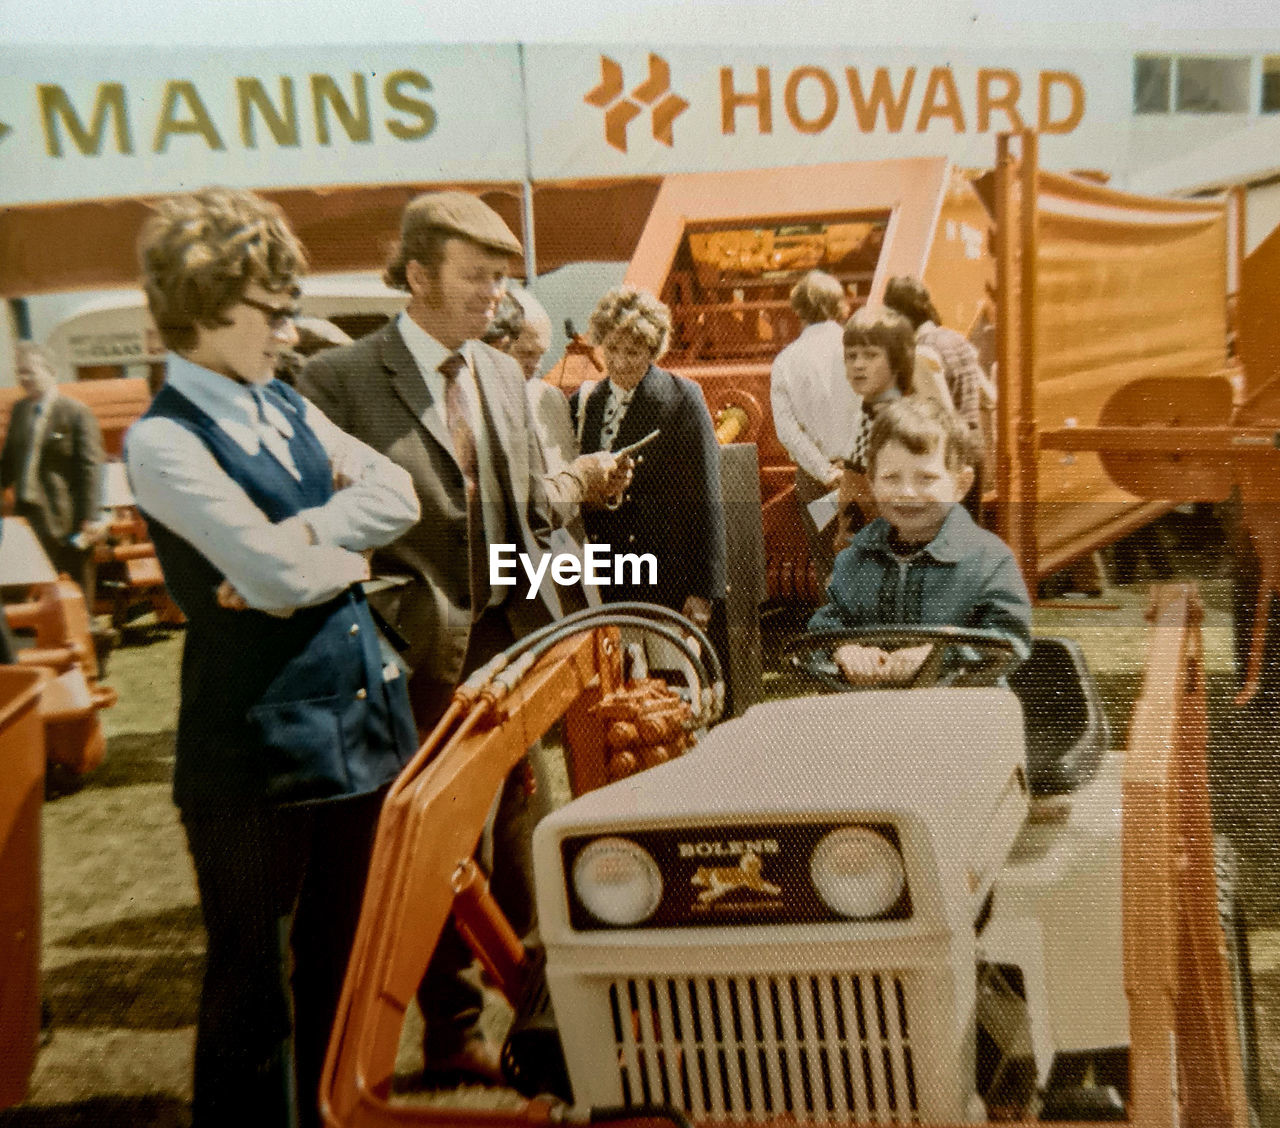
left=0, top=394, right=103, bottom=542
left=299, top=321, right=560, bottom=682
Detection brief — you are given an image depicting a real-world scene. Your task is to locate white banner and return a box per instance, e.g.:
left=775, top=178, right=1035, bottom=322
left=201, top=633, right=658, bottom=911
left=524, top=44, right=1133, bottom=179
left=0, top=42, right=1262, bottom=206
left=0, top=45, right=527, bottom=206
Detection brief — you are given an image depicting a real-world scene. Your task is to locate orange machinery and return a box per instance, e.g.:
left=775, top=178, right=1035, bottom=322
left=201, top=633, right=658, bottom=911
left=990, top=131, right=1280, bottom=702
left=315, top=587, right=1252, bottom=1128
left=0, top=629, right=113, bottom=1110
left=0, top=666, right=45, bottom=1112
left=5, top=574, right=118, bottom=775
left=547, top=156, right=996, bottom=603
left=545, top=146, right=1246, bottom=610
left=2, top=517, right=117, bottom=775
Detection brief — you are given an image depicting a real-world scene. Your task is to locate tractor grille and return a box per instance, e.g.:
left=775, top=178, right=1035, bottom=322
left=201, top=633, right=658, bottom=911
left=605, top=973, right=920, bottom=1122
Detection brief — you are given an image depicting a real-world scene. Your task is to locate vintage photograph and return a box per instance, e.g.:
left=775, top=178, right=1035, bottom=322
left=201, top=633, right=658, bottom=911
left=2, top=2, right=1279, bottom=1125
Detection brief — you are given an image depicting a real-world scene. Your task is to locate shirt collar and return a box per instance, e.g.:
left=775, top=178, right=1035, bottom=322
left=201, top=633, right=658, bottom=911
left=862, top=504, right=979, bottom=564
left=164, top=353, right=293, bottom=451
left=866, top=385, right=903, bottom=409
left=397, top=310, right=472, bottom=378
left=799, top=319, right=841, bottom=342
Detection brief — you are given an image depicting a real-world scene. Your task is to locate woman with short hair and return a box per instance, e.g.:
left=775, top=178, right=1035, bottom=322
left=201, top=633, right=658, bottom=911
left=574, top=286, right=727, bottom=631
left=126, top=186, right=419, bottom=1128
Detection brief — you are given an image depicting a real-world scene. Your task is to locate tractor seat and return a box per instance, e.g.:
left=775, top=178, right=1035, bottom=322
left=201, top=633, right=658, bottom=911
left=1007, top=637, right=1109, bottom=798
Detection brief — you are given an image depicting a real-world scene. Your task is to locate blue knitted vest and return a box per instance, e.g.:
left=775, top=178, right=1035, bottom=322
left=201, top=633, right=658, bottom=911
left=131, top=379, right=415, bottom=808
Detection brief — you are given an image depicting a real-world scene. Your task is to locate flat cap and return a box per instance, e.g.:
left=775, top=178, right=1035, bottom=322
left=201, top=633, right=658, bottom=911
left=402, top=191, right=522, bottom=256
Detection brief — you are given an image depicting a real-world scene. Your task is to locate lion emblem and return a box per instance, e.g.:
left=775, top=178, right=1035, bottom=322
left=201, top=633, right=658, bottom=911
left=691, top=850, right=781, bottom=905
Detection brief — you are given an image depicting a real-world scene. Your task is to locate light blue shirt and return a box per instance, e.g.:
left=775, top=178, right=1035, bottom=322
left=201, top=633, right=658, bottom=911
left=126, top=354, right=418, bottom=613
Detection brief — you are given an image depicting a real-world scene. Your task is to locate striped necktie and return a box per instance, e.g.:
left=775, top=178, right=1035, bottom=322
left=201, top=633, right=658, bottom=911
left=849, top=405, right=874, bottom=474
left=440, top=353, right=491, bottom=616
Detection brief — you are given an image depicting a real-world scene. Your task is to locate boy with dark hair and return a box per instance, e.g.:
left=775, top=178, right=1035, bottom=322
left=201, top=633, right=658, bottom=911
left=808, top=396, right=1031, bottom=686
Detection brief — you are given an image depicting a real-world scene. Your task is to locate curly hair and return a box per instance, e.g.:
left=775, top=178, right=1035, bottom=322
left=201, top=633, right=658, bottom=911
left=867, top=395, right=980, bottom=475
left=481, top=291, right=526, bottom=346
left=789, top=270, right=845, bottom=324
left=843, top=305, right=916, bottom=393
left=588, top=287, right=671, bottom=360
left=138, top=187, right=305, bottom=353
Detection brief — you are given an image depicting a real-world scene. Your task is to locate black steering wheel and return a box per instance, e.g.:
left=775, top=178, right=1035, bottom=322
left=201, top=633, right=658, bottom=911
left=781, top=626, right=1021, bottom=693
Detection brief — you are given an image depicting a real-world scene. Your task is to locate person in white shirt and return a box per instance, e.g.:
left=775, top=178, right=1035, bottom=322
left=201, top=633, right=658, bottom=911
left=481, top=286, right=618, bottom=611
left=770, top=269, right=862, bottom=588
left=125, top=187, right=420, bottom=1128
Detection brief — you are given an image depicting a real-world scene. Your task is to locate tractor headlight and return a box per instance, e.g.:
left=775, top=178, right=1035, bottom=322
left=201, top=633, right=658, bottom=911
left=572, top=837, right=663, bottom=926
left=810, top=826, right=906, bottom=919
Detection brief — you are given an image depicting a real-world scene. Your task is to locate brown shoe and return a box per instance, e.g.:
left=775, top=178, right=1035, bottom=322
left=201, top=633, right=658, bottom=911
left=421, top=1036, right=505, bottom=1087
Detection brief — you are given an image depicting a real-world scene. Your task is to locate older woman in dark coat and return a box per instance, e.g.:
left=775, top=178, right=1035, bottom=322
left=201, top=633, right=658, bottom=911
left=573, top=287, right=727, bottom=630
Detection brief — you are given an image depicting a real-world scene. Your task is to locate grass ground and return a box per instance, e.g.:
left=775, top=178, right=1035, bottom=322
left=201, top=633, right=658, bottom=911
left=3, top=537, right=1278, bottom=1126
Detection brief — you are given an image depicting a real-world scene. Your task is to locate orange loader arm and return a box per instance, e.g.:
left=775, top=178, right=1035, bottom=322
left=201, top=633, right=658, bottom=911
left=320, top=623, right=653, bottom=1127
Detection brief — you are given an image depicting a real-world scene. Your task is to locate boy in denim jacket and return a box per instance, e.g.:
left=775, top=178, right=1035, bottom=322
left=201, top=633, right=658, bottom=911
left=808, top=397, right=1031, bottom=686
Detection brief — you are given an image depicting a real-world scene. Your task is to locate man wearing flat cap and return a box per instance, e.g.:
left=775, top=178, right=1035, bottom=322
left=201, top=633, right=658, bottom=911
left=299, top=191, right=557, bottom=1082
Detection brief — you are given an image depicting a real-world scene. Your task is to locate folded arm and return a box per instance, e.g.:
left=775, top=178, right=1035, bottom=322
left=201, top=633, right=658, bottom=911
left=297, top=398, right=420, bottom=549
left=126, top=417, right=379, bottom=613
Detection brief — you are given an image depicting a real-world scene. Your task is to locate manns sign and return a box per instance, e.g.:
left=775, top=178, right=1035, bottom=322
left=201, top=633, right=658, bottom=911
left=0, top=46, right=526, bottom=206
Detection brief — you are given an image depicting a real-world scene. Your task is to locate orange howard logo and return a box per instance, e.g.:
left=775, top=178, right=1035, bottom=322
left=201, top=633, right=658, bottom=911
left=583, top=59, right=1087, bottom=151
left=585, top=54, right=689, bottom=153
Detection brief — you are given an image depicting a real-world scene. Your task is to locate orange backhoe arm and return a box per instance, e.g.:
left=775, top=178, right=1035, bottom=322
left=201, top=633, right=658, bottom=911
left=320, top=627, right=622, bottom=1128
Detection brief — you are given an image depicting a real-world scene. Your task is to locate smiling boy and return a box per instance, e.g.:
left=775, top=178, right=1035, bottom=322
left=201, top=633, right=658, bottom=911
left=808, top=396, right=1031, bottom=686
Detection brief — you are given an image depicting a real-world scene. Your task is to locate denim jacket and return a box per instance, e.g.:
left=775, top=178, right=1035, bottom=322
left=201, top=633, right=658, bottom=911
left=807, top=504, right=1032, bottom=659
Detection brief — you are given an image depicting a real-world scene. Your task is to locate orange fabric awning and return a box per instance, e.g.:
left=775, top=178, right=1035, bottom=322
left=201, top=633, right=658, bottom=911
left=0, top=178, right=664, bottom=298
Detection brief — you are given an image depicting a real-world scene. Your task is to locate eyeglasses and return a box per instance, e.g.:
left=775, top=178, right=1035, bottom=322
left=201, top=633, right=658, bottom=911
left=240, top=296, right=301, bottom=331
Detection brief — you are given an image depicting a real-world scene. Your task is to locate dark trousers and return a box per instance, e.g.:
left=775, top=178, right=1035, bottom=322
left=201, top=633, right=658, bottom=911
left=407, top=608, right=535, bottom=1057
left=16, top=500, right=95, bottom=598
left=182, top=787, right=385, bottom=1128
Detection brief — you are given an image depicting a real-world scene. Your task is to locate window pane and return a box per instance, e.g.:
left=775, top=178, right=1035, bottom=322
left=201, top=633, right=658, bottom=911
left=1263, top=56, right=1280, bottom=114
left=1134, top=56, right=1171, bottom=114
left=1175, top=56, right=1250, bottom=113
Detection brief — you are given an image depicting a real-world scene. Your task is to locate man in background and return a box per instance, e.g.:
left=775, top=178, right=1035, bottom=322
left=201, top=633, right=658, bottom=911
left=1, top=343, right=103, bottom=596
